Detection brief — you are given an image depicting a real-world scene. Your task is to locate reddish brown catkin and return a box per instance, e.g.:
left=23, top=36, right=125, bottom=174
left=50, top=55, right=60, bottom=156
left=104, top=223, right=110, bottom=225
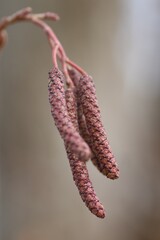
left=68, top=69, right=91, bottom=148
left=68, top=69, right=91, bottom=161
left=77, top=112, right=101, bottom=168
left=69, top=69, right=119, bottom=177
left=76, top=90, right=113, bottom=176
left=48, top=67, right=91, bottom=161
left=65, top=88, right=105, bottom=218
left=79, top=75, right=119, bottom=180
left=69, top=69, right=105, bottom=170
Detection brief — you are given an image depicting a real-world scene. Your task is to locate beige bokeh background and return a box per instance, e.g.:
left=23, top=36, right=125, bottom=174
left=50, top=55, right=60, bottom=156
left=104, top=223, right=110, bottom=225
left=0, top=0, right=160, bottom=240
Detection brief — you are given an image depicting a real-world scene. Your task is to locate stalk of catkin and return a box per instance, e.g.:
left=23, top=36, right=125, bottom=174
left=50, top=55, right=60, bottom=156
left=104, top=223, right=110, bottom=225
left=78, top=75, right=119, bottom=179
left=65, top=88, right=105, bottom=218
left=48, top=67, right=91, bottom=161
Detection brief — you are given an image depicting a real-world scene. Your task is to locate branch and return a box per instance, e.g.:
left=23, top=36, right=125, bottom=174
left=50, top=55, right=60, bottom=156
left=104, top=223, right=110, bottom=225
left=0, top=7, right=86, bottom=87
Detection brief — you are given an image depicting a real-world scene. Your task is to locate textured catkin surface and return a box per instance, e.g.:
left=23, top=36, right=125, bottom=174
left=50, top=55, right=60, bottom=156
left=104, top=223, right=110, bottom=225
left=65, top=88, right=105, bottom=218
left=68, top=69, right=80, bottom=87
left=70, top=71, right=91, bottom=158
left=48, top=67, right=91, bottom=161
left=76, top=86, right=100, bottom=165
left=77, top=109, right=102, bottom=170
left=79, top=75, right=119, bottom=179
left=69, top=69, right=105, bottom=168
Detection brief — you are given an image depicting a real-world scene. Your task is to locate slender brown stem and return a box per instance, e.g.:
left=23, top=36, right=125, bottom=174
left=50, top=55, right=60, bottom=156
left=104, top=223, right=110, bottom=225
left=52, top=44, right=59, bottom=68
left=0, top=7, right=87, bottom=86
left=0, top=7, right=32, bottom=31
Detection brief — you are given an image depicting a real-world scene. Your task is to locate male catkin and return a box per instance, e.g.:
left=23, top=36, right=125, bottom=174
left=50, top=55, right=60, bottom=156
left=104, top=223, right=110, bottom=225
left=65, top=88, right=105, bottom=218
left=48, top=67, right=91, bottom=161
left=78, top=75, right=119, bottom=179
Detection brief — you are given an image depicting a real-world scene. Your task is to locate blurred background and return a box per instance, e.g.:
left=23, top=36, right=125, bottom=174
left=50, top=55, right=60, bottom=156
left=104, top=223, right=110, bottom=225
left=0, top=0, right=160, bottom=239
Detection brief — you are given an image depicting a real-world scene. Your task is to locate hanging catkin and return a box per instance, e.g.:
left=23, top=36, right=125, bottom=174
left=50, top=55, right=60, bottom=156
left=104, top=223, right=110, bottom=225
left=0, top=7, right=120, bottom=219
left=78, top=75, right=119, bottom=179
left=48, top=67, right=91, bottom=161
left=68, top=69, right=92, bottom=161
left=65, top=88, right=105, bottom=218
left=69, top=69, right=118, bottom=177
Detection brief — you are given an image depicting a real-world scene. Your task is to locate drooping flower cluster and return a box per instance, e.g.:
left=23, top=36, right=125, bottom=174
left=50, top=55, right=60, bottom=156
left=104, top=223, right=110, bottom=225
left=0, top=7, right=120, bottom=219
left=48, top=67, right=119, bottom=218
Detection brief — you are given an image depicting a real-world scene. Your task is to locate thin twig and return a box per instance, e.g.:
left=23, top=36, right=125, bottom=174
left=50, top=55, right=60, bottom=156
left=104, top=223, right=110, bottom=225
left=0, top=7, right=87, bottom=86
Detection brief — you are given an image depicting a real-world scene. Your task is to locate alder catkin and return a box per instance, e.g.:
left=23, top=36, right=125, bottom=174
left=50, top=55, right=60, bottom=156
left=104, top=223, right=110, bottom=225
left=78, top=75, right=119, bottom=179
left=77, top=89, right=115, bottom=177
left=68, top=69, right=92, bottom=162
left=65, top=88, right=105, bottom=218
left=69, top=69, right=111, bottom=173
left=77, top=111, right=101, bottom=167
left=48, top=67, right=91, bottom=161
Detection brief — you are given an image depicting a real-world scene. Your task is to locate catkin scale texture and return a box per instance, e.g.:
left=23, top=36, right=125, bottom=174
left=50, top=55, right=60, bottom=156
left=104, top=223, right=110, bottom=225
left=68, top=69, right=80, bottom=87
left=77, top=103, right=109, bottom=176
left=69, top=69, right=106, bottom=171
left=48, top=67, right=91, bottom=161
left=65, top=88, right=105, bottom=218
left=79, top=75, right=119, bottom=179
left=68, top=69, right=114, bottom=174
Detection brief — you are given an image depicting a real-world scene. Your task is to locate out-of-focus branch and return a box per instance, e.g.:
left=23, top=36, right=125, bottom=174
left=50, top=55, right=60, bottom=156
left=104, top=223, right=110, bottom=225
left=0, top=7, right=86, bottom=87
